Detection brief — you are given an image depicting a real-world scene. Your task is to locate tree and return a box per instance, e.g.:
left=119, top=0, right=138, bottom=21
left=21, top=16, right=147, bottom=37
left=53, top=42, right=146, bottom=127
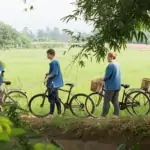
left=62, top=0, right=150, bottom=65
left=0, top=22, right=31, bottom=49
left=0, top=21, right=18, bottom=49
left=22, top=27, right=35, bottom=39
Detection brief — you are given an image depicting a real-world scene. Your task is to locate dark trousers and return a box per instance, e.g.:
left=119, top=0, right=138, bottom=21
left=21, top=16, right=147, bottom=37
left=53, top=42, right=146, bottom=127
left=101, top=90, right=120, bottom=117
left=48, top=88, right=61, bottom=115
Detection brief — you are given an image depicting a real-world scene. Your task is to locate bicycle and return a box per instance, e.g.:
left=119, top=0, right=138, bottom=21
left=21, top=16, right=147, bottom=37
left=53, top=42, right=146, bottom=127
left=28, top=83, right=94, bottom=118
left=85, top=84, right=150, bottom=117
left=1, top=82, right=28, bottom=112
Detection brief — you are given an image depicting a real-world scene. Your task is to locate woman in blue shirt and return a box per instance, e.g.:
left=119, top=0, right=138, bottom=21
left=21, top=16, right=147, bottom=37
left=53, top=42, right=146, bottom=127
left=101, top=52, right=121, bottom=118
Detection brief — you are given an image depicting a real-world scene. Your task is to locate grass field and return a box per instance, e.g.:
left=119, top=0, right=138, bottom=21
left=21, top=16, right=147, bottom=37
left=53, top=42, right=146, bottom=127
left=0, top=47, right=150, bottom=117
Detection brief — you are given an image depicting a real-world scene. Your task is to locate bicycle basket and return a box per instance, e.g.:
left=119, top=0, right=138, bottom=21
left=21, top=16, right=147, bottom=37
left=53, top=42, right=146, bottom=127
left=91, top=78, right=103, bottom=93
left=141, top=78, right=150, bottom=91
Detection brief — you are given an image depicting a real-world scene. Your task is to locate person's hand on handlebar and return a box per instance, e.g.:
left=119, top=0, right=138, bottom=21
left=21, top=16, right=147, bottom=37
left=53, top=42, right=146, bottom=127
left=44, top=74, right=53, bottom=86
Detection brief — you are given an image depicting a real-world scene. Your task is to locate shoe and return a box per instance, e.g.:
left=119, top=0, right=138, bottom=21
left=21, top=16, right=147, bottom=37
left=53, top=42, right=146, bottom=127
left=98, top=116, right=106, bottom=120
left=88, top=116, right=94, bottom=119
left=112, top=115, right=119, bottom=119
left=46, top=115, right=54, bottom=119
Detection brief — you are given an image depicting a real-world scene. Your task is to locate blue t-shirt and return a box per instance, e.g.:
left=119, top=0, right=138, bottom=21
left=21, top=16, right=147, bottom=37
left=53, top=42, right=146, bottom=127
left=47, top=60, right=64, bottom=88
left=0, top=65, right=4, bottom=85
left=104, top=62, right=121, bottom=90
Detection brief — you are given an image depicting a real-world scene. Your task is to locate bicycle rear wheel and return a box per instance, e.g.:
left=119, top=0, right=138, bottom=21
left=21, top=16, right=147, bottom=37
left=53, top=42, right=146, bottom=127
left=3, top=90, right=28, bottom=111
left=28, top=94, right=50, bottom=117
left=69, top=93, right=94, bottom=118
left=85, top=92, right=104, bottom=118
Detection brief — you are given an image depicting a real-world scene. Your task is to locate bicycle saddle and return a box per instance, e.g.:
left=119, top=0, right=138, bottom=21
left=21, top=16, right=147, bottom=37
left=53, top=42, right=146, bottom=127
left=65, top=83, right=75, bottom=87
left=121, top=84, right=130, bottom=89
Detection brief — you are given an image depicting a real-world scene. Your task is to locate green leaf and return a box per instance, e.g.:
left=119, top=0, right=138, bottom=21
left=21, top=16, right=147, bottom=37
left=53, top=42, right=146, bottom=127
left=0, top=133, right=10, bottom=141
left=34, top=143, right=46, bottom=150
left=30, top=5, right=34, bottom=10
left=11, top=128, right=26, bottom=137
left=131, top=143, right=140, bottom=150
left=0, top=141, right=13, bottom=150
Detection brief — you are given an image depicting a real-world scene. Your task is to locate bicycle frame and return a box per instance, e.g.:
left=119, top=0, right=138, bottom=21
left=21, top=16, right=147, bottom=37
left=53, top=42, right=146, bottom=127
left=40, top=85, right=74, bottom=107
left=98, top=86, right=129, bottom=103
left=59, top=86, right=73, bottom=105
left=121, top=88, right=128, bottom=103
left=2, top=84, right=26, bottom=103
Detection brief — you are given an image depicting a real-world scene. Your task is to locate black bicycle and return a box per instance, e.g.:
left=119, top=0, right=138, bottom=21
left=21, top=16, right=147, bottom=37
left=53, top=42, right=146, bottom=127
left=85, top=84, right=150, bottom=117
left=28, top=83, right=94, bottom=118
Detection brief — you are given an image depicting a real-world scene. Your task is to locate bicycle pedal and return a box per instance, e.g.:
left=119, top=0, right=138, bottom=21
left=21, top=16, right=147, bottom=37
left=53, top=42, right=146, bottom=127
left=119, top=103, right=126, bottom=110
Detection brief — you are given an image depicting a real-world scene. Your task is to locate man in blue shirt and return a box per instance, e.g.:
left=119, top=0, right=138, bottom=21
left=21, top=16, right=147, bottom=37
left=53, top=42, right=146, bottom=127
left=44, top=49, right=64, bottom=118
left=101, top=52, right=121, bottom=118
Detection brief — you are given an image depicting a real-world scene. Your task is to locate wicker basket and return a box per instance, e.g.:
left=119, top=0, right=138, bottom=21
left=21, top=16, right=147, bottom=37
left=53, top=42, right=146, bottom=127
left=141, top=78, right=150, bottom=91
left=91, top=78, right=104, bottom=93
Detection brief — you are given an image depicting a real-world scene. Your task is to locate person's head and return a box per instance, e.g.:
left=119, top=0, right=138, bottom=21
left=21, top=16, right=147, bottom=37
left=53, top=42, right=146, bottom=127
left=47, top=49, right=55, bottom=60
left=107, top=52, right=117, bottom=62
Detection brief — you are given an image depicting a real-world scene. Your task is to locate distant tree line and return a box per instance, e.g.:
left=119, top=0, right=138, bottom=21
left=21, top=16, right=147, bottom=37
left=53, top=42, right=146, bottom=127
left=0, top=22, right=31, bottom=49
left=1, top=21, right=150, bottom=50
left=0, top=21, right=89, bottom=49
left=21, top=26, right=89, bottom=42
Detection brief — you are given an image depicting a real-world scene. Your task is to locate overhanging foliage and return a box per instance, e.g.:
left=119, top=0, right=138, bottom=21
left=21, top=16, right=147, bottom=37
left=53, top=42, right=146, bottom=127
left=62, top=0, right=150, bottom=66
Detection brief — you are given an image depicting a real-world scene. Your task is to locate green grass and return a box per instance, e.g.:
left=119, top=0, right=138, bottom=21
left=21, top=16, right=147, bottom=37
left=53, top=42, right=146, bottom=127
left=0, top=48, right=150, bottom=116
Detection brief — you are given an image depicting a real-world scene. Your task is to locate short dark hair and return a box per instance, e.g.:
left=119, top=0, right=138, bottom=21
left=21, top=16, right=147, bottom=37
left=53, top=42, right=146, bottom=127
left=47, top=49, right=55, bottom=55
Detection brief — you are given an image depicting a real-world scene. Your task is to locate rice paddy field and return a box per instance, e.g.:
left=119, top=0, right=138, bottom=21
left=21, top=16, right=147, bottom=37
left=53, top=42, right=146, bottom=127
left=1, top=44, right=150, bottom=117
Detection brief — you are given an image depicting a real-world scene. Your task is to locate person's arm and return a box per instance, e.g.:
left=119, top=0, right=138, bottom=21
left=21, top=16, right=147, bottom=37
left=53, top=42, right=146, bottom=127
left=47, top=62, right=58, bottom=78
left=103, top=64, right=114, bottom=81
left=44, top=62, right=59, bottom=85
left=0, top=71, right=11, bottom=85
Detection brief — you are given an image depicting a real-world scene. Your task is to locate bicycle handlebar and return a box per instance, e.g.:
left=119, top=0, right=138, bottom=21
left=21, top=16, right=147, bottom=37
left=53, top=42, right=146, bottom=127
left=4, top=81, right=11, bottom=85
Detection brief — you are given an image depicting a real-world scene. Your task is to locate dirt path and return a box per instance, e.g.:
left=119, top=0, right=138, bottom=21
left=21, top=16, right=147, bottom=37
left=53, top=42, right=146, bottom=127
left=22, top=115, right=150, bottom=150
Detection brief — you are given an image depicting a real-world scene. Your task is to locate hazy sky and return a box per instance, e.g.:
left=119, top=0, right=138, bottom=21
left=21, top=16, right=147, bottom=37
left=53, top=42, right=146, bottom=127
left=0, top=0, right=91, bottom=32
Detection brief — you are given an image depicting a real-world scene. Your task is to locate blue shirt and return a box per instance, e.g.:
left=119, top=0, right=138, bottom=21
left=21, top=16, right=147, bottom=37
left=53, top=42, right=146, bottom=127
left=104, top=62, right=121, bottom=90
left=47, top=60, right=64, bottom=88
left=0, top=65, right=4, bottom=85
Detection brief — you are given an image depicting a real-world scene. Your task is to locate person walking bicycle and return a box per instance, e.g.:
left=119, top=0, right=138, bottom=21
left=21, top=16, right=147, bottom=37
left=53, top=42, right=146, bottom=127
left=44, top=49, right=64, bottom=118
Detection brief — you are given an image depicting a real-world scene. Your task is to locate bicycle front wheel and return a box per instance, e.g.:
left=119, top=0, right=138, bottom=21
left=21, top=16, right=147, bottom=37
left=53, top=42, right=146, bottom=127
left=3, top=90, right=28, bottom=111
left=28, top=94, right=50, bottom=117
left=85, top=93, right=104, bottom=118
left=69, top=93, right=94, bottom=118
left=125, top=90, right=150, bottom=116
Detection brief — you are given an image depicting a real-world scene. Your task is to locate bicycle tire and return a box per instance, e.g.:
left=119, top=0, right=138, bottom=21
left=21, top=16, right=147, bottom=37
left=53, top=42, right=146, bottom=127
left=132, top=91, right=150, bottom=116
left=3, top=90, right=28, bottom=111
left=28, top=94, right=50, bottom=117
left=88, top=92, right=103, bottom=107
left=124, top=90, right=150, bottom=116
left=69, top=93, right=94, bottom=118
left=85, top=92, right=104, bottom=118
